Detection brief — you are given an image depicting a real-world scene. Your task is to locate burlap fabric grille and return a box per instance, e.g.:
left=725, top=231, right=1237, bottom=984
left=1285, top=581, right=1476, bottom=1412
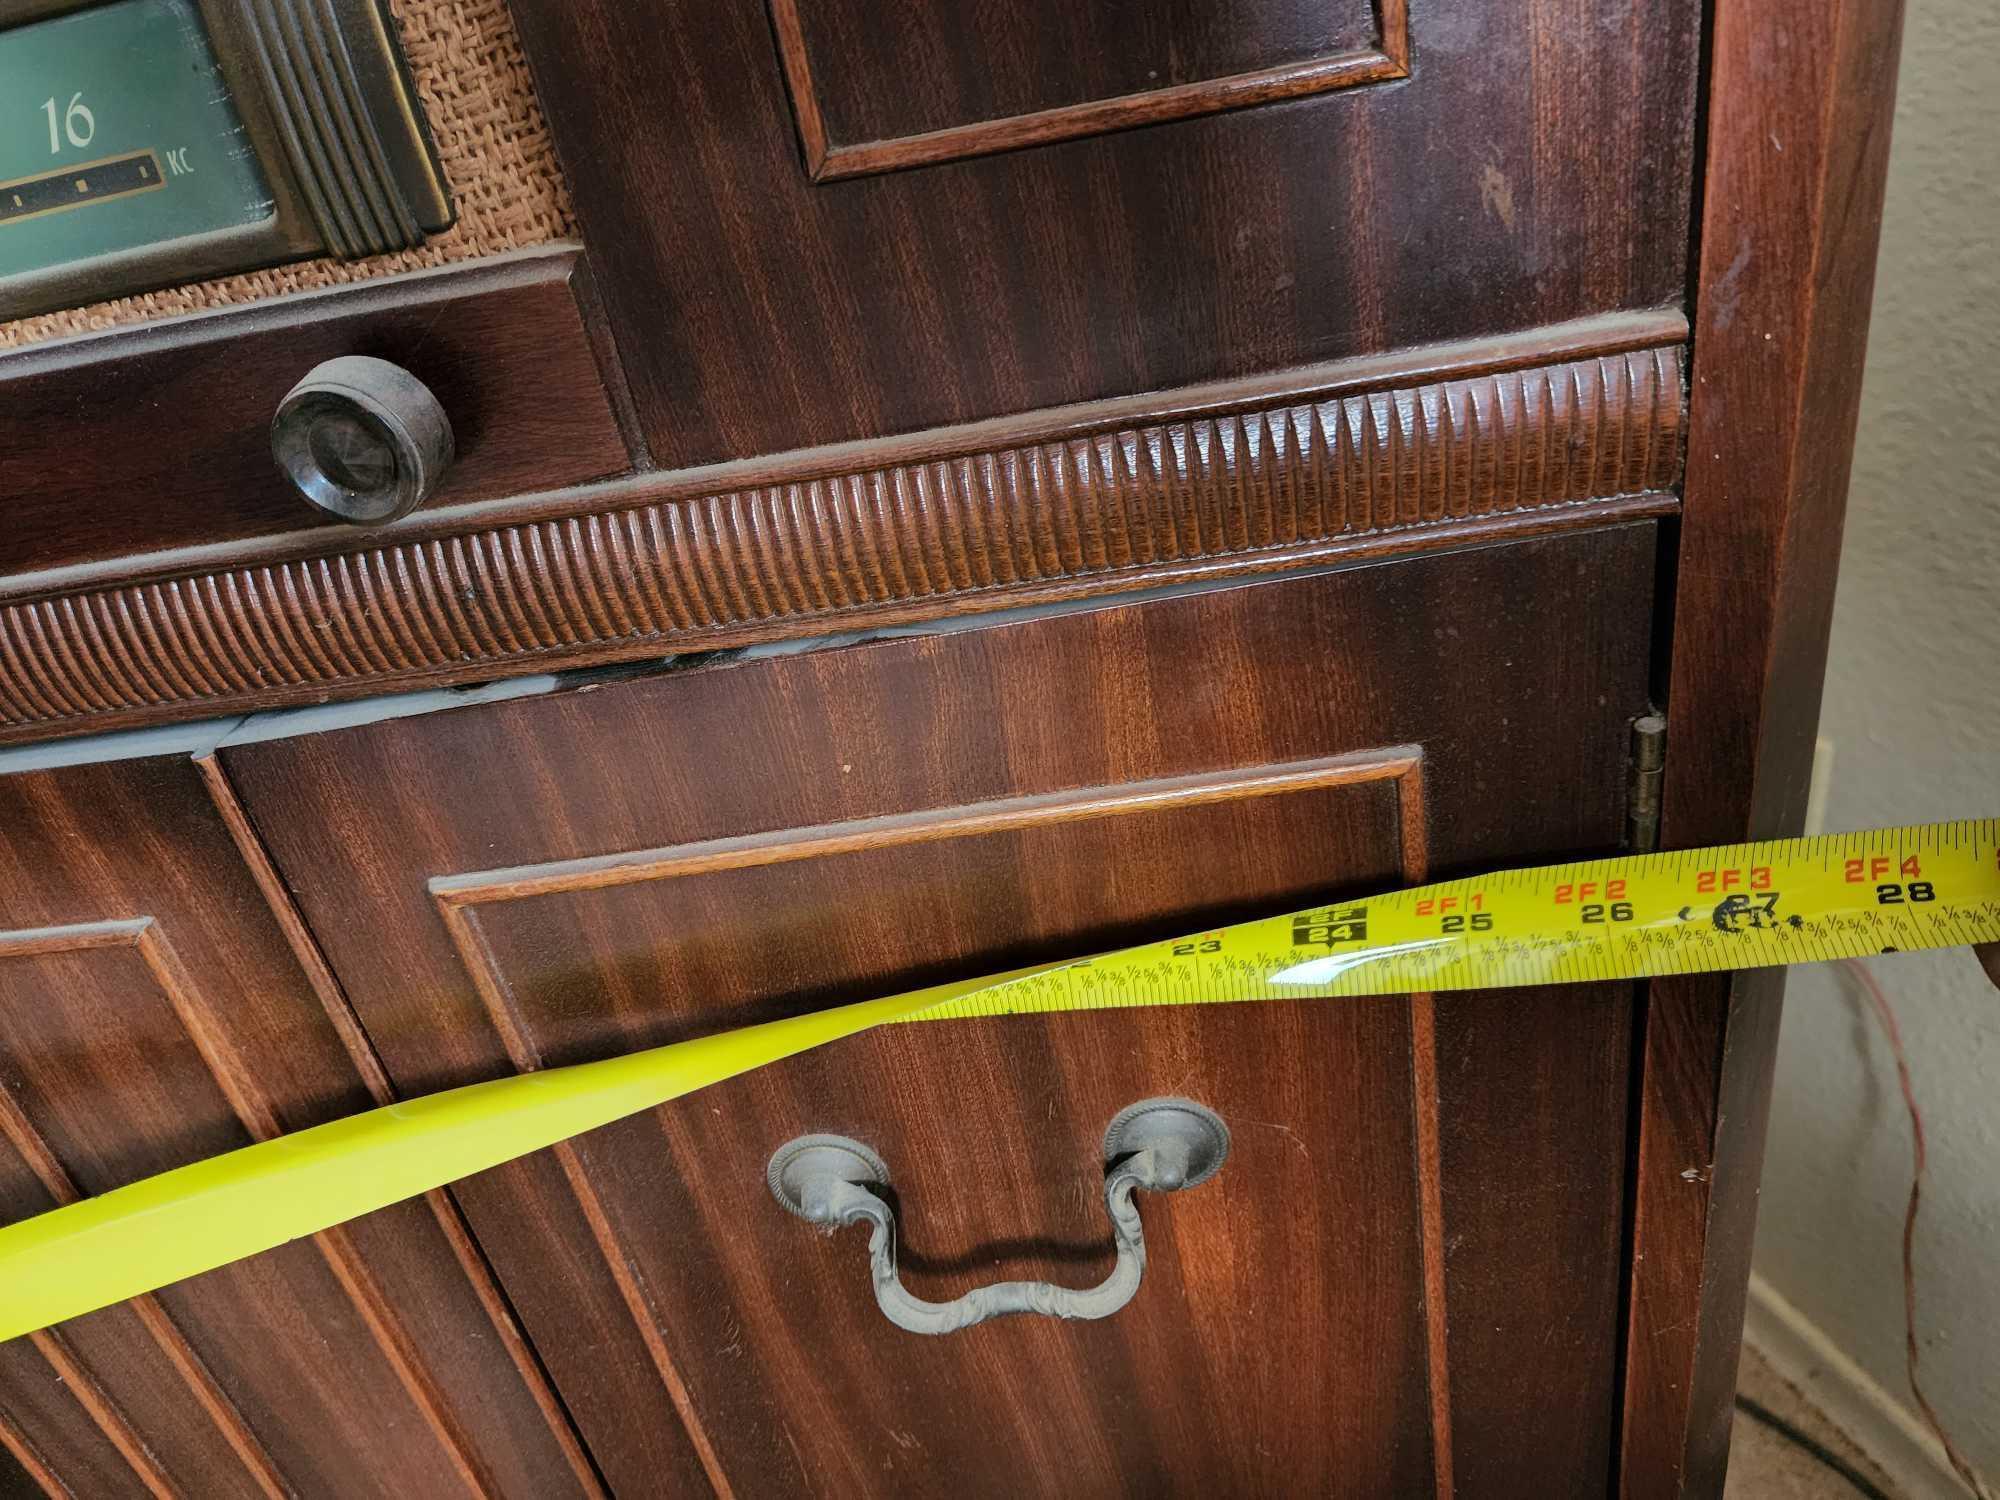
left=0, top=0, right=575, bottom=350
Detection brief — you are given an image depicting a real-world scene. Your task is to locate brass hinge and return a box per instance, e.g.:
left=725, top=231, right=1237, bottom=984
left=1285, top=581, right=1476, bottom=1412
left=1627, top=713, right=1667, bottom=852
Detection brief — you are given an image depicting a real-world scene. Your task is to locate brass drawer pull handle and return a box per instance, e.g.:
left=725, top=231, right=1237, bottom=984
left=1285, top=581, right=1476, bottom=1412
left=766, top=1097, right=1229, bottom=1335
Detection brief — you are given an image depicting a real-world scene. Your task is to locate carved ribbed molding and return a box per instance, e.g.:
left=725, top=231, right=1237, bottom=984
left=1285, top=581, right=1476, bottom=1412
left=238, top=0, right=441, bottom=255
left=0, top=346, right=1682, bottom=742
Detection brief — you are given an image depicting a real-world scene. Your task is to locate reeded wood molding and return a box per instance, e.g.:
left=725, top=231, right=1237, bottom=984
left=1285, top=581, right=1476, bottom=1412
left=0, top=307, right=1680, bottom=604
left=0, top=344, right=1684, bottom=744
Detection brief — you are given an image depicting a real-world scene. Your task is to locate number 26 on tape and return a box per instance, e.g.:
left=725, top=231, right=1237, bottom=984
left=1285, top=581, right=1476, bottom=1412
left=1554, top=878, right=1633, bottom=926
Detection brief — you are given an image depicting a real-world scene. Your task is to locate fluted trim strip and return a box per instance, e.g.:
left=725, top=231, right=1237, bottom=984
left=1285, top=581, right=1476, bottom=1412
left=0, top=346, right=1683, bottom=742
left=240, top=0, right=419, bottom=255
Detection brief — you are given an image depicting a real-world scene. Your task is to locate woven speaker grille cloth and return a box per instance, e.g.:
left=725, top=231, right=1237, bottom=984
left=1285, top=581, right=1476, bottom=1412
left=0, top=0, right=574, bottom=350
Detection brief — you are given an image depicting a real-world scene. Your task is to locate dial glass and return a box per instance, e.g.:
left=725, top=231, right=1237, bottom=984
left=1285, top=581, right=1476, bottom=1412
left=0, top=0, right=273, bottom=282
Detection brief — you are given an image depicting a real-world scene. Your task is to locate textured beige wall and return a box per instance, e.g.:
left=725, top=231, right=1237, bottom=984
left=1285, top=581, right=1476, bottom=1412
left=1752, top=0, right=2000, bottom=1479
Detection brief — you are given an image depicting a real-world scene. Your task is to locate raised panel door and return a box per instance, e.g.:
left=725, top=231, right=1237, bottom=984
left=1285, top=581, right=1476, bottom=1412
left=224, top=524, right=1657, bottom=1495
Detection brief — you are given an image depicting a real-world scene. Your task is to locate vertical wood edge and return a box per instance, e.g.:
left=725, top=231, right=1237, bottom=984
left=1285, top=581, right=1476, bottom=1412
left=1378, top=0, right=1412, bottom=72
left=1397, top=761, right=1452, bottom=1495
left=1621, top=0, right=1909, bottom=1493
left=566, top=254, right=655, bottom=473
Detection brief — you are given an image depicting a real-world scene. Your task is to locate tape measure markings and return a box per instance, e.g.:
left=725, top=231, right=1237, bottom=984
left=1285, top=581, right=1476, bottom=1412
left=0, top=820, right=1995, bottom=1345
left=905, top=820, right=2000, bottom=1019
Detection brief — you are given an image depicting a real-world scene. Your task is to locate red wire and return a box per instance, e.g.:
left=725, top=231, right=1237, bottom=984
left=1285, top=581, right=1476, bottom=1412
left=1840, top=957, right=1994, bottom=1500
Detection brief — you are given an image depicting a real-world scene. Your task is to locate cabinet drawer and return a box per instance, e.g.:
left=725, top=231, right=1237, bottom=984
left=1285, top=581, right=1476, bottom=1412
left=224, top=524, right=1658, bottom=1495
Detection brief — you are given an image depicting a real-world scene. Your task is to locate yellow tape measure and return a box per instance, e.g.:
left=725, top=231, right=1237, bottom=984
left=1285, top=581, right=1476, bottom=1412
left=918, top=818, right=2000, bottom=1018
left=2, top=819, right=1996, bottom=1344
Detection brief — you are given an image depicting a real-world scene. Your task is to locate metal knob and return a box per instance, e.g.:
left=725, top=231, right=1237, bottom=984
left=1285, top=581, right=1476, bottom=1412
left=767, top=1096, right=1230, bottom=1335
left=271, top=356, right=453, bottom=525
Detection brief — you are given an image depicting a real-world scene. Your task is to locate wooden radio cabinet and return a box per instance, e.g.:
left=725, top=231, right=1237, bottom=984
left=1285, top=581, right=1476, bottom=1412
left=0, top=0, right=1905, bottom=1494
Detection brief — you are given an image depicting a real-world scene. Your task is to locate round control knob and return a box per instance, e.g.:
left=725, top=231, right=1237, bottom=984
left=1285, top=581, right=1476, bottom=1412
left=271, top=356, right=454, bottom=525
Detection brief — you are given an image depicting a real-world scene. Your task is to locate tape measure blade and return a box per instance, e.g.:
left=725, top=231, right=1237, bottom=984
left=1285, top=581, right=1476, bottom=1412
left=915, top=819, right=2000, bottom=1018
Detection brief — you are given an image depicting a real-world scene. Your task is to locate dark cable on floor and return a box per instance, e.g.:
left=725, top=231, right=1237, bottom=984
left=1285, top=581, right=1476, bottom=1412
left=1733, top=1394, right=1893, bottom=1500
left=1843, top=957, right=1996, bottom=1500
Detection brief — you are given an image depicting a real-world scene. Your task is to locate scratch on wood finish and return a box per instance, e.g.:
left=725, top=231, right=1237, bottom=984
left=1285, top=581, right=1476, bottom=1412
left=0, top=918, right=500, bottom=1498
left=771, top=0, right=1411, bottom=179
left=20, top=1329, right=176, bottom=1500
left=0, top=345, right=1684, bottom=744
left=1386, top=764, right=1454, bottom=1500
left=430, top=752, right=1450, bottom=1495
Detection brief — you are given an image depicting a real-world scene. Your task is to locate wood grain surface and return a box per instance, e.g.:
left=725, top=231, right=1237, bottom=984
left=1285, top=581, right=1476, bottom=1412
left=512, top=0, right=1698, bottom=465
left=0, top=0, right=1906, bottom=1487
left=773, top=0, right=1401, bottom=179
left=225, top=528, right=1656, bottom=1496
left=0, top=248, right=631, bottom=579
left=0, top=339, right=1682, bottom=746
left=0, top=757, right=602, bottom=1498
left=1620, top=0, right=1909, bottom=1493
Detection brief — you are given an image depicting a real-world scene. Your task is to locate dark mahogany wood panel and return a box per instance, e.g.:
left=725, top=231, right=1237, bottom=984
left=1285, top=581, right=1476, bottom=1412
left=0, top=336, right=1682, bottom=745
left=1623, top=0, right=1909, bottom=1494
left=227, top=526, right=1657, bottom=1496
left=511, top=0, right=1698, bottom=464
left=0, top=1443, right=39, bottom=1499
left=0, top=757, right=607, bottom=1498
left=774, top=0, right=1395, bottom=178
left=0, top=248, right=631, bottom=580
left=439, top=763, right=1443, bottom=1497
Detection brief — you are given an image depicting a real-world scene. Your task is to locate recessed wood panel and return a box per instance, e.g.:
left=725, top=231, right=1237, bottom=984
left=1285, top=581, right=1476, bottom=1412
left=227, top=525, right=1659, bottom=1496
left=433, top=761, right=1439, bottom=1495
left=773, top=0, right=1397, bottom=178
left=511, top=0, right=1698, bottom=465
left=0, top=758, right=602, bottom=1499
